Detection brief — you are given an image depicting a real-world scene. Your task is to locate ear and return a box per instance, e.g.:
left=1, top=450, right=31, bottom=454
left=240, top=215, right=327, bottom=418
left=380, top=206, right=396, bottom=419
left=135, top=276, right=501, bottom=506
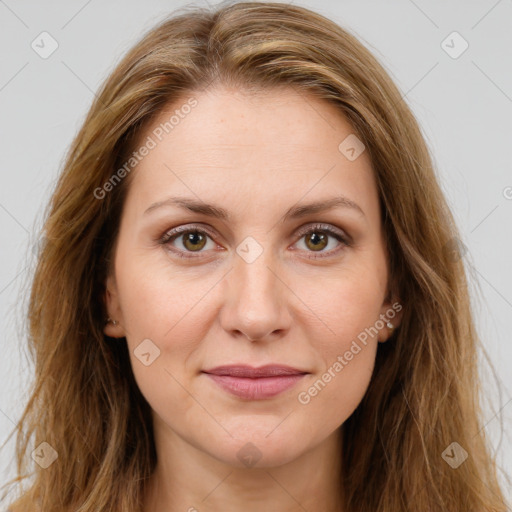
left=377, top=298, right=404, bottom=343
left=103, top=274, right=126, bottom=338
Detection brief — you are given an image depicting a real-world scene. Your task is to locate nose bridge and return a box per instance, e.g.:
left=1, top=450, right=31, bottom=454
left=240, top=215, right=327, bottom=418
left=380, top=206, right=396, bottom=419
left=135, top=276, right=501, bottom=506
left=236, top=246, right=277, bottom=300
left=221, top=239, right=290, bottom=341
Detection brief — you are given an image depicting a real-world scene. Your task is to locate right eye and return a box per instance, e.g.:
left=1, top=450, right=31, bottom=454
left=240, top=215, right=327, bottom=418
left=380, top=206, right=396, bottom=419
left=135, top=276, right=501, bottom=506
left=158, top=225, right=220, bottom=259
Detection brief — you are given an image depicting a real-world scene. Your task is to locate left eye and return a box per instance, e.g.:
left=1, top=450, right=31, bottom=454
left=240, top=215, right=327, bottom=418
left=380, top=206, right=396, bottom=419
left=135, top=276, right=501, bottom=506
left=292, top=223, right=349, bottom=258
left=159, top=223, right=349, bottom=259
left=294, top=226, right=347, bottom=255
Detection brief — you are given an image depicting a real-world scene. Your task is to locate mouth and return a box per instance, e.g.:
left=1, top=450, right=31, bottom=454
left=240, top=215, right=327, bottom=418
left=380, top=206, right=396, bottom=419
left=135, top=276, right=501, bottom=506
left=201, top=364, right=309, bottom=400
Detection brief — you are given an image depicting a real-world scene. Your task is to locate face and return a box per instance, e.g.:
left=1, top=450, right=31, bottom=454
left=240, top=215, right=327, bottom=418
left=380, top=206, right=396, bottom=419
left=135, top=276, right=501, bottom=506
left=104, top=85, right=402, bottom=468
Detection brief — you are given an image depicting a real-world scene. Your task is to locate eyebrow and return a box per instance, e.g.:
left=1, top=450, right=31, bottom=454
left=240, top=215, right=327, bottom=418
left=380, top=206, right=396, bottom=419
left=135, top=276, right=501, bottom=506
left=143, top=195, right=365, bottom=221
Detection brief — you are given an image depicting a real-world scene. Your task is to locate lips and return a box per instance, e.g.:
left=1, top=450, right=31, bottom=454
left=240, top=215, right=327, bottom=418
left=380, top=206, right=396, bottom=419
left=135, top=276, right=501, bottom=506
left=202, top=365, right=309, bottom=400
left=203, top=364, right=307, bottom=378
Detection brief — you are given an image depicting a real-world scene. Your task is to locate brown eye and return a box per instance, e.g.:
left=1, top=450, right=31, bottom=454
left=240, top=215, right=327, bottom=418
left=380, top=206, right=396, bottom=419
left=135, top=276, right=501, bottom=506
left=304, top=231, right=329, bottom=251
left=294, top=224, right=349, bottom=259
left=159, top=225, right=217, bottom=258
left=181, top=231, right=207, bottom=251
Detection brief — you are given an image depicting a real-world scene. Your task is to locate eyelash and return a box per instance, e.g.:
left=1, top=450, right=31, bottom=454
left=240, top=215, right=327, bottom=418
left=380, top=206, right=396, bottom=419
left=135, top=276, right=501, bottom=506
left=158, top=223, right=350, bottom=260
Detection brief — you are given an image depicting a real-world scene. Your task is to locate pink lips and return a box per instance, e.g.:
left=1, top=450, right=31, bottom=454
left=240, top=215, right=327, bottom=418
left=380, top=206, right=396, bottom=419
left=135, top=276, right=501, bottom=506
left=202, top=365, right=308, bottom=400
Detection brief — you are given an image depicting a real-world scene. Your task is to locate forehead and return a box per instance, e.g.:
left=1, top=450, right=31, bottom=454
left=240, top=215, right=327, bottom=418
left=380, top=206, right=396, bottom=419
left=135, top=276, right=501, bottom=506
left=140, top=86, right=358, bottom=159
left=124, top=86, right=377, bottom=219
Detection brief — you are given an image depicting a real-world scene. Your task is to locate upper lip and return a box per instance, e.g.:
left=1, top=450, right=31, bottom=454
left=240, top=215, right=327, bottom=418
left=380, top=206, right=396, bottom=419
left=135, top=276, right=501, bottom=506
left=202, top=364, right=308, bottom=378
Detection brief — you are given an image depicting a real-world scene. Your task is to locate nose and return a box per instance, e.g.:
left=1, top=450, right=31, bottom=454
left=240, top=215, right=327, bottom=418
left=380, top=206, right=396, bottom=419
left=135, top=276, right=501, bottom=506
left=218, top=247, right=292, bottom=343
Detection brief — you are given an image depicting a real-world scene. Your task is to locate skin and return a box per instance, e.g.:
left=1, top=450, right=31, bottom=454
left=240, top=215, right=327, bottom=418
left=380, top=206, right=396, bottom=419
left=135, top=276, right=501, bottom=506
left=103, top=85, right=402, bottom=512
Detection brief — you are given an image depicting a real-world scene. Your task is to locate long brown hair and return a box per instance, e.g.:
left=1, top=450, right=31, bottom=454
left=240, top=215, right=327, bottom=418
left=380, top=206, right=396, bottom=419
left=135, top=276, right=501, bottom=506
left=2, top=2, right=509, bottom=510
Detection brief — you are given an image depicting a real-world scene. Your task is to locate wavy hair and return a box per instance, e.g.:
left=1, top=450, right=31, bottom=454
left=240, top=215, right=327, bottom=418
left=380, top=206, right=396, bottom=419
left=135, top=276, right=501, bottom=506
left=2, top=1, right=509, bottom=510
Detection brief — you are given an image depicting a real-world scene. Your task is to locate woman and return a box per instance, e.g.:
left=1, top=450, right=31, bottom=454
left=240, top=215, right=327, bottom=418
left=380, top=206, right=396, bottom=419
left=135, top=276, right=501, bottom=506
left=1, top=1, right=509, bottom=511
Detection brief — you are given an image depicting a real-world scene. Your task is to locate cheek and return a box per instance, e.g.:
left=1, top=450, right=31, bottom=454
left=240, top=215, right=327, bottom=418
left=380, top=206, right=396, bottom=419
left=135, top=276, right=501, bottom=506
left=303, top=264, right=386, bottom=351
left=295, top=298, right=379, bottom=433
left=295, top=344, right=376, bottom=441
left=116, top=245, right=214, bottom=340
left=292, top=267, right=384, bottom=421
left=118, top=273, right=213, bottom=388
left=117, top=262, right=209, bottom=426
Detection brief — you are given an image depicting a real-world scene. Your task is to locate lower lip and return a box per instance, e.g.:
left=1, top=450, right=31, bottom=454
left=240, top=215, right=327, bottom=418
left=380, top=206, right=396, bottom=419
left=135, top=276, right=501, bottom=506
left=204, top=373, right=306, bottom=400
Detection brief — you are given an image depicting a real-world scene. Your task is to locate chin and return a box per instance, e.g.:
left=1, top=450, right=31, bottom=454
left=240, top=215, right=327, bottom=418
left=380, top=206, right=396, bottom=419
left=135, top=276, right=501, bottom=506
left=203, top=424, right=309, bottom=469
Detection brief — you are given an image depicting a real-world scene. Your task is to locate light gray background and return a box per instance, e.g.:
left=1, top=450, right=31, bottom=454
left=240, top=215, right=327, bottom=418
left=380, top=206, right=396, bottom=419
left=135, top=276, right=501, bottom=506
left=1, top=0, right=511, bottom=505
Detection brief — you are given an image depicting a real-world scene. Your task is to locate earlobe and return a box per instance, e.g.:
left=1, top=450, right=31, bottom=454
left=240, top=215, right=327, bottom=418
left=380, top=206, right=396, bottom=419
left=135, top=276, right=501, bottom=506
left=104, top=318, right=124, bottom=338
left=378, top=298, right=403, bottom=343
